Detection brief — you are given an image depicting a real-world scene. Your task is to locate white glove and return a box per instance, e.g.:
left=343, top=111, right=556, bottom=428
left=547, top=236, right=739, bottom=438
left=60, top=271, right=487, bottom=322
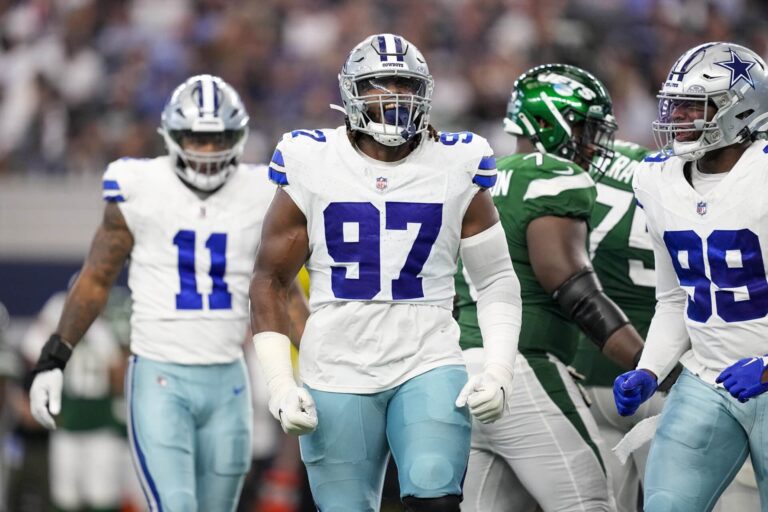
left=29, top=369, right=63, bottom=430
left=274, top=386, right=318, bottom=436
left=455, top=363, right=513, bottom=424
left=253, top=331, right=318, bottom=436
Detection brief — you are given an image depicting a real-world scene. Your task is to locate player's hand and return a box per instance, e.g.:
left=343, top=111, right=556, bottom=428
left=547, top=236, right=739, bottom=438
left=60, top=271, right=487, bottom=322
left=29, top=369, right=63, bottom=430
left=613, top=369, right=658, bottom=416
left=455, top=364, right=513, bottom=424
left=275, top=387, right=318, bottom=436
left=716, top=357, right=768, bottom=403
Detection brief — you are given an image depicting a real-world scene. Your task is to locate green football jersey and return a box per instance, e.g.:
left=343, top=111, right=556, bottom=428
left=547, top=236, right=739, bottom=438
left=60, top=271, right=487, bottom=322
left=456, top=152, right=596, bottom=364
left=571, top=140, right=656, bottom=386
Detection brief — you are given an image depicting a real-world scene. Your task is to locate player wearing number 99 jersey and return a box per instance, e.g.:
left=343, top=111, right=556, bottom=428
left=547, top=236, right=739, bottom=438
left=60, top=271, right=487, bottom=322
left=27, top=75, right=310, bottom=512
left=250, top=34, right=522, bottom=512
left=614, top=42, right=768, bottom=510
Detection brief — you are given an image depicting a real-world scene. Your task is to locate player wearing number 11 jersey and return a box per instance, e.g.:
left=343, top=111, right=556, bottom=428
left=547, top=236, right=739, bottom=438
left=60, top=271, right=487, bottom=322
left=614, top=42, right=768, bottom=509
left=250, top=34, right=522, bottom=512
left=27, top=75, right=309, bottom=512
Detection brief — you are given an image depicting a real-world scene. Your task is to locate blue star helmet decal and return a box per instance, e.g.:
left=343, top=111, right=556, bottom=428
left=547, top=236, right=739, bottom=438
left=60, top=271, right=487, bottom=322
left=715, top=49, right=756, bottom=89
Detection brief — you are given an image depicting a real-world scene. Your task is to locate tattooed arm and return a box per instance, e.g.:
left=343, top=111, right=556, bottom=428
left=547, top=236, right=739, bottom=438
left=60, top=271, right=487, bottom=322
left=30, top=202, right=133, bottom=429
left=56, top=202, right=134, bottom=347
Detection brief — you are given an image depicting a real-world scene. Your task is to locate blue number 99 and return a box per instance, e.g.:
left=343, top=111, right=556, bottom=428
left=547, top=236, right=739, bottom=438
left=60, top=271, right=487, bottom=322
left=664, top=229, right=768, bottom=323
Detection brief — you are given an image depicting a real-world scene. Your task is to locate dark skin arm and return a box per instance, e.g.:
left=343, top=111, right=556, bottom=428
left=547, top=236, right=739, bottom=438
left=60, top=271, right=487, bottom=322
left=527, top=215, right=644, bottom=370
left=250, top=189, right=310, bottom=336
left=57, top=202, right=134, bottom=347
left=461, top=189, right=500, bottom=238
left=287, top=280, right=310, bottom=345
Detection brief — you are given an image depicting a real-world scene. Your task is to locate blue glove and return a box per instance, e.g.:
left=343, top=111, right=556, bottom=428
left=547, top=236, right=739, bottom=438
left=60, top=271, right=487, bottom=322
left=613, top=370, right=658, bottom=416
left=716, top=357, right=768, bottom=403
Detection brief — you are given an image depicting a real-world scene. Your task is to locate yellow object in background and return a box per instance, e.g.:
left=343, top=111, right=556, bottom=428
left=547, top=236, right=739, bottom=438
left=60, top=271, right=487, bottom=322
left=298, top=266, right=311, bottom=297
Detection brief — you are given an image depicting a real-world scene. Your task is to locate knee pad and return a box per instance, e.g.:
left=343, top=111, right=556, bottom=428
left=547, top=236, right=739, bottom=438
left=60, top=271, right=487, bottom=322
left=163, top=490, right=197, bottom=512
left=644, top=491, right=678, bottom=512
left=402, top=495, right=461, bottom=512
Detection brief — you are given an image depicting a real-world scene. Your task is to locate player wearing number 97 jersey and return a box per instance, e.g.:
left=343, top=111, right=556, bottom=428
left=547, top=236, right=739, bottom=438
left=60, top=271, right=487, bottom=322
left=250, top=34, right=522, bottom=512
left=27, top=75, right=310, bottom=512
left=614, top=42, right=768, bottom=510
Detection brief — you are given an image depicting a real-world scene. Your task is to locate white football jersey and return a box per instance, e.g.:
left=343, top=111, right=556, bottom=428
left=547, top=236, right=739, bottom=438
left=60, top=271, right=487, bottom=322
left=102, top=157, right=275, bottom=364
left=634, top=141, right=768, bottom=383
left=269, top=127, right=497, bottom=392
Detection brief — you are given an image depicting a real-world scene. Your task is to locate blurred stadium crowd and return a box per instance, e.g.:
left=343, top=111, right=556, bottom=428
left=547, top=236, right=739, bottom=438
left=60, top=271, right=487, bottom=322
left=1, top=0, right=768, bottom=511
left=0, top=0, right=766, bottom=179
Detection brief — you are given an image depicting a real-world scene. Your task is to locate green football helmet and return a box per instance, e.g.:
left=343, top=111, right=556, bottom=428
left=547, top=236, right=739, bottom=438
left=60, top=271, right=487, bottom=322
left=504, top=63, right=617, bottom=173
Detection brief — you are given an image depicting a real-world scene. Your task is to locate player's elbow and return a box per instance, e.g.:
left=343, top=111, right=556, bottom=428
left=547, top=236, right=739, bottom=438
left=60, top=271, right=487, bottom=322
left=475, top=267, right=521, bottom=309
left=553, top=268, right=630, bottom=351
left=249, top=268, right=290, bottom=301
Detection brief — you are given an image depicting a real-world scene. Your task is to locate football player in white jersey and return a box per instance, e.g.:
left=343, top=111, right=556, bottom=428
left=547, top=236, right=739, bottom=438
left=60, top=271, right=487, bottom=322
left=614, top=42, right=768, bottom=510
left=249, top=34, right=522, bottom=512
left=27, top=75, right=308, bottom=512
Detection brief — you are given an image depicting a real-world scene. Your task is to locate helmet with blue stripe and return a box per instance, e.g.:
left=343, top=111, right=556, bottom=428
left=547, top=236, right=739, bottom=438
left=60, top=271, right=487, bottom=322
left=159, top=75, right=249, bottom=191
left=338, top=34, right=434, bottom=146
left=653, top=42, right=768, bottom=161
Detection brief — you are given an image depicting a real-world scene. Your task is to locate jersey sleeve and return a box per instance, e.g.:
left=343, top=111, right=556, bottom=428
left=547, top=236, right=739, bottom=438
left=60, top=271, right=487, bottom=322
left=637, top=214, right=690, bottom=379
left=520, top=158, right=596, bottom=223
left=101, top=159, right=136, bottom=203
left=267, top=131, right=324, bottom=215
left=267, top=144, right=289, bottom=186
left=471, top=137, right=498, bottom=190
left=631, top=158, right=665, bottom=212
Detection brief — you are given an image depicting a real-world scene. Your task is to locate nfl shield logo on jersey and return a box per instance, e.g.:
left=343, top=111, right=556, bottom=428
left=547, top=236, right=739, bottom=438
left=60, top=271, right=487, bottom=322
left=696, top=201, right=707, bottom=216
left=376, top=176, right=388, bottom=191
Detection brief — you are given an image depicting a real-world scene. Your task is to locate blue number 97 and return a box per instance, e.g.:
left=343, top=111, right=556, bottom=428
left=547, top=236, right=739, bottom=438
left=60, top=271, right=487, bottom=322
left=324, top=203, right=381, bottom=299
left=323, top=201, right=443, bottom=300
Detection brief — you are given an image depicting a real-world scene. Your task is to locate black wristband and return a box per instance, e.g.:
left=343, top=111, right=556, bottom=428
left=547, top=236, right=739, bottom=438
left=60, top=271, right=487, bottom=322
left=32, top=334, right=73, bottom=375
left=658, top=363, right=683, bottom=392
left=632, top=348, right=643, bottom=368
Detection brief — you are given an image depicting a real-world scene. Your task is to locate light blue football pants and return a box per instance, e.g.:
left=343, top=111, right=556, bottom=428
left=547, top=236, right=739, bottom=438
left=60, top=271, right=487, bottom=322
left=299, top=365, right=472, bottom=512
left=126, top=355, right=253, bottom=512
left=645, top=368, right=768, bottom=511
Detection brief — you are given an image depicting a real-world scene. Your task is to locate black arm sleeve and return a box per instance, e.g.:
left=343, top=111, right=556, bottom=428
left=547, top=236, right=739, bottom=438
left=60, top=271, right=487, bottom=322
left=552, top=268, right=629, bottom=351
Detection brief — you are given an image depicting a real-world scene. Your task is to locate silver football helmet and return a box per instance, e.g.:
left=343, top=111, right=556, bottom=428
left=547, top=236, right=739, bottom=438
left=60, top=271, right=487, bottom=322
left=337, top=34, right=434, bottom=146
left=653, top=42, right=768, bottom=160
left=159, top=74, right=249, bottom=191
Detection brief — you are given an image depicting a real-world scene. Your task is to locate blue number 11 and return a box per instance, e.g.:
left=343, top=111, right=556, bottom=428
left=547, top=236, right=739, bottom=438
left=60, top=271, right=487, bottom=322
left=173, top=230, right=232, bottom=310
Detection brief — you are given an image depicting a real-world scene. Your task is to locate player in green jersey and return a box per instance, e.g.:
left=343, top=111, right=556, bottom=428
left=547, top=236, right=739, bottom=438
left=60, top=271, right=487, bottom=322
left=457, top=64, right=646, bottom=512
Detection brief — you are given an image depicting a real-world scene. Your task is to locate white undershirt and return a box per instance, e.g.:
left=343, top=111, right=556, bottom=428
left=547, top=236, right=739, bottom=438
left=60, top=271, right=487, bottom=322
left=691, top=161, right=728, bottom=195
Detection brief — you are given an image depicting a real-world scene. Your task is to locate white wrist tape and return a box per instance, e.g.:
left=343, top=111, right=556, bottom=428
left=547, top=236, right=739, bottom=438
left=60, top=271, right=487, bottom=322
left=252, top=331, right=296, bottom=418
left=460, top=222, right=522, bottom=374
